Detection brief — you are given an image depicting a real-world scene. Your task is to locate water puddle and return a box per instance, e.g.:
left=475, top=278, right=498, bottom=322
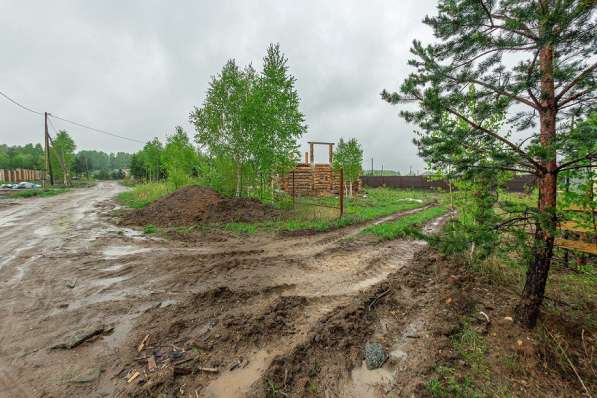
left=102, top=245, right=150, bottom=258
left=341, top=360, right=396, bottom=397
left=204, top=348, right=279, bottom=398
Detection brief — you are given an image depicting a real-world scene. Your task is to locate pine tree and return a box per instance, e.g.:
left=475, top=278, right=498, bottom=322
left=383, top=0, right=596, bottom=327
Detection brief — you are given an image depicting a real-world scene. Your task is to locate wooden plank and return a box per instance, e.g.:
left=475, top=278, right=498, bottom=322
left=559, top=221, right=595, bottom=233
left=564, top=205, right=596, bottom=213
left=555, top=238, right=597, bottom=255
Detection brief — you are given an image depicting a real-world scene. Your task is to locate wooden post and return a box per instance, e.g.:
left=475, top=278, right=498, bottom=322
left=304, top=152, right=309, bottom=164
left=328, top=143, right=333, bottom=164
left=309, top=143, right=314, bottom=165
left=45, top=112, right=54, bottom=186
left=339, top=167, right=344, bottom=218
left=292, top=171, right=295, bottom=209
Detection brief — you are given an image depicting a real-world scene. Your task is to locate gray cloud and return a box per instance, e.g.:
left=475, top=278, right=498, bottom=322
left=0, top=0, right=436, bottom=174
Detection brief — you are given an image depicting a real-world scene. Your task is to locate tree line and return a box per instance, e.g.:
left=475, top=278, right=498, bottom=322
left=1, top=133, right=133, bottom=183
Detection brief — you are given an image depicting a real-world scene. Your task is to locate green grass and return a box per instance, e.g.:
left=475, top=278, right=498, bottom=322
left=224, top=222, right=257, bottom=234
left=117, top=183, right=443, bottom=235
left=362, top=206, right=449, bottom=240
left=425, top=322, right=487, bottom=398
left=143, top=224, right=158, bottom=234
left=7, top=188, right=69, bottom=198
left=225, top=188, right=441, bottom=234
left=116, top=182, right=171, bottom=208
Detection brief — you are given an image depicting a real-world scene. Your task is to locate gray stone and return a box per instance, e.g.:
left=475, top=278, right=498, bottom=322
left=50, top=324, right=107, bottom=350
left=364, top=342, right=386, bottom=370
left=68, top=368, right=101, bottom=384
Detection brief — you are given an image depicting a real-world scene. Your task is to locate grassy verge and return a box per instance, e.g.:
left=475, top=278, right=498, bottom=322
left=362, top=206, right=449, bottom=240
left=116, top=182, right=443, bottom=234
left=426, top=321, right=487, bottom=398
left=116, top=182, right=171, bottom=208
left=3, top=187, right=70, bottom=199
left=227, top=188, right=441, bottom=234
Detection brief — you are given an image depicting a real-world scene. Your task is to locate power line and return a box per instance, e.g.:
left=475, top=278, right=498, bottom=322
left=0, top=88, right=145, bottom=144
left=47, top=117, right=59, bottom=137
left=49, top=113, right=145, bottom=144
left=0, top=89, right=44, bottom=116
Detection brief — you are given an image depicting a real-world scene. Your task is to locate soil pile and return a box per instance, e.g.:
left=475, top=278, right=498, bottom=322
left=121, top=185, right=279, bottom=227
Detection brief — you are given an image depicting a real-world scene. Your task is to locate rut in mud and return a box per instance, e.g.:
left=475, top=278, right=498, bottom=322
left=0, top=183, right=448, bottom=398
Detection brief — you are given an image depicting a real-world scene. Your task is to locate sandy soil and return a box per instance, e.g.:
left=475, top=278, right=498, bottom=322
left=0, top=182, right=453, bottom=398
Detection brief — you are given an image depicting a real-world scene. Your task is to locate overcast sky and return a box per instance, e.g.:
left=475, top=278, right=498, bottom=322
left=0, top=1, right=438, bottom=173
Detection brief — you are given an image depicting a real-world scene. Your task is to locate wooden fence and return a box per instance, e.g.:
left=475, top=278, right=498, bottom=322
left=0, top=169, right=44, bottom=183
left=281, top=163, right=361, bottom=196
left=361, top=175, right=536, bottom=193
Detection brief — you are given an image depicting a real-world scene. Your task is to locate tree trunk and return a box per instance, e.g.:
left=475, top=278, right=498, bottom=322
left=235, top=162, right=241, bottom=198
left=349, top=181, right=353, bottom=199
left=515, top=44, right=558, bottom=328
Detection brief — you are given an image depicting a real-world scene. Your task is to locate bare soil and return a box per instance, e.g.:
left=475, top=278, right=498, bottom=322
left=120, top=186, right=280, bottom=227
left=0, top=183, right=591, bottom=398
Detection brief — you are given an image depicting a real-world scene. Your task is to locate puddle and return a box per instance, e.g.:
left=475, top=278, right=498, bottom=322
left=204, top=348, right=279, bottom=398
left=159, top=299, right=177, bottom=308
left=341, top=360, right=396, bottom=398
left=102, top=245, right=150, bottom=257
left=103, top=315, right=136, bottom=348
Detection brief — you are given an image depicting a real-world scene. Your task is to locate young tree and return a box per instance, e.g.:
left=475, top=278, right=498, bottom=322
left=383, top=0, right=596, bottom=327
left=129, top=152, right=146, bottom=180
left=162, top=126, right=199, bottom=189
left=333, top=138, right=363, bottom=198
left=191, top=60, right=253, bottom=197
left=50, top=130, right=76, bottom=186
left=252, top=43, right=306, bottom=194
left=142, top=138, right=164, bottom=182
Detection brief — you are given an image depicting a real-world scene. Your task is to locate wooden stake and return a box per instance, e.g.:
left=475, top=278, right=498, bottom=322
left=339, top=167, right=344, bottom=218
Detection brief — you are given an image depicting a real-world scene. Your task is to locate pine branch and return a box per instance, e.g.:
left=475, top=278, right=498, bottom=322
left=557, top=88, right=594, bottom=108
left=555, top=62, right=597, bottom=104
left=556, top=151, right=597, bottom=172
left=444, top=74, right=539, bottom=110
left=443, top=106, right=544, bottom=172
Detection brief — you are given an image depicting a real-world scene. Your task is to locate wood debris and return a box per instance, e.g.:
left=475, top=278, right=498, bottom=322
left=137, top=334, right=149, bottom=352
left=127, top=370, right=140, bottom=384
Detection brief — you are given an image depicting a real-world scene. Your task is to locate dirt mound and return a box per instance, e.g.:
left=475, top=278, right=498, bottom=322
left=121, top=185, right=279, bottom=227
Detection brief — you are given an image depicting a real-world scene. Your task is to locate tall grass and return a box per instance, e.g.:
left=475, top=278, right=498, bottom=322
left=116, top=182, right=171, bottom=208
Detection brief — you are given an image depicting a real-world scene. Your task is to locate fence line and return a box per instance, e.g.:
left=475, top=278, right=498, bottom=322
left=0, top=169, right=44, bottom=183
left=360, top=175, right=535, bottom=193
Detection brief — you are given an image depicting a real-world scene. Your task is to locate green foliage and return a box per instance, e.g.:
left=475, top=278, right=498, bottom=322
left=0, top=143, right=44, bottom=170
left=227, top=188, right=437, bottom=233
left=116, top=182, right=171, bottom=208
left=9, top=187, right=69, bottom=198
left=74, top=150, right=132, bottom=178
left=190, top=43, right=306, bottom=198
left=333, top=137, right=363, bottom=198
left=224, top=222, right=257, bottom=234
left=558, top=114, right=597, bottom=234
left=50, top=130, right=76, bottom=185
left=141, top=138, right=164, bottom=182
left=426, top=322, right=487, bottom=398
left=426, top=366, right=482, bottom=398
left=381, top=0, right=595, bottom=322
left=363, top=206, right=448, bottom=240
left=143, top=225, right=158, bottom=234
left=162, top=127, right=199, bottom=190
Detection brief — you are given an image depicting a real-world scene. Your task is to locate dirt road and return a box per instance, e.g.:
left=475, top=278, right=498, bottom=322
left=0, top=183, right=450, bottom=397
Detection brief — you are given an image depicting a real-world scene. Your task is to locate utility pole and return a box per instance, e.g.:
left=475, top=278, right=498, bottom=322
left=44, top=112, right=54, bottom=185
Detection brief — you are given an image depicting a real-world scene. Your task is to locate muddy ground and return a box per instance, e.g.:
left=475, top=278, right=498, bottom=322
left=0, top=182, right=588, bottom=398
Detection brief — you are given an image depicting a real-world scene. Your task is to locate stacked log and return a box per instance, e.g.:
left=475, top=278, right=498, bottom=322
left=281, top=163, right=361, bottom=196
left=0, top=169, right=44, bottom=183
